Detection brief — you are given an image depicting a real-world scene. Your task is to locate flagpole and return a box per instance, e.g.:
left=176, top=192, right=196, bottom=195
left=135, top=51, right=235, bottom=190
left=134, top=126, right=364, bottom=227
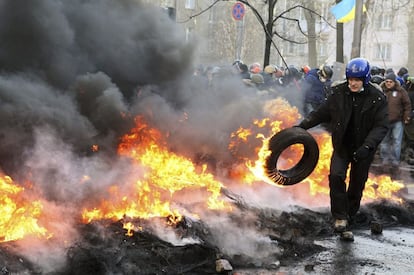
left=351, top=0, right=364, bottom=58
left=335, top=0, right=344, bottom=63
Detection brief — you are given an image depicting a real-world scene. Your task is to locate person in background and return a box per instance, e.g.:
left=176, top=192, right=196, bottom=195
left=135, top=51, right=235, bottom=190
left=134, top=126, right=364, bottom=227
left=232, top=60, right=250, bottom=80
left=274, top=65, right=304, bottom=104
left=249, top=62, right=262, bottom=75
left=302, top=65, right=333, bottom=116
left=397, top=67, right=409, bottom=86
left=301, top=65, right=311, bottom=76
left=402, top=75, right=414, bottom=164
left=379, top=72, right=411, bottom=173
left=261, top=64, right=277, bottom=90
left=232, top=59, right=243, bottom=73
left=370, top=65, right=384, bottom=85
left=274, top=66, right=284, bottom=79
left=385, top=68, right=394, bottom=75
left=239, top=63, right=251, bottom=80
left=245, top=73, right=264, bottom=89
left=296, top=58, right=389, bottom=240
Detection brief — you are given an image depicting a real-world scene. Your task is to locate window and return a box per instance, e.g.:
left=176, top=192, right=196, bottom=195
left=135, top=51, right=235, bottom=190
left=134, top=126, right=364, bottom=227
left=185, top=0, right=195, bottom=10
left=374, top=43, right=391, bottom=60
left=375, top=13, right=393, bottom=30
left=319, top=43, right=328, bottom=57
left=297, top=43, right=306, bottom=56
left=286, top=42, right=296, bottom=56
left=285, top=42, right=306, bottom=56
left=185, top=27, right=193, bottom=42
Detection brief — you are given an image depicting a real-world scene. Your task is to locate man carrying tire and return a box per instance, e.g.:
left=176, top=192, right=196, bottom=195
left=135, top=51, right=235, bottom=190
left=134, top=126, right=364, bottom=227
left=296, top=58, right=389, bottom=240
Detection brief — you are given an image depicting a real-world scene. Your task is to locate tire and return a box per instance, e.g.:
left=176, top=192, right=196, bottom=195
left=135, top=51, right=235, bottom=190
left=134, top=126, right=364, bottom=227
left=265, top=127, right=319, bottom=186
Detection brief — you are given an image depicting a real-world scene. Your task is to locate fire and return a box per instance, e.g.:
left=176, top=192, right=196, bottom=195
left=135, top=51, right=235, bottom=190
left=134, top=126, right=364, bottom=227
left=229, top=97, right=301, bottom=184
left=230, top=127, right=252, bottom=143
left=0, top=175, right=48, bottom=242
left=364, top=175, right=404, bottom=203
left=91, top=144, right=99, bottom=152
left=123, top=221, right=142, bottom=237
left=82, top=116, right=230, bottom=225
left=0, top=97, right=406, bottom=244
left=302, top=132, right=404, bottom=202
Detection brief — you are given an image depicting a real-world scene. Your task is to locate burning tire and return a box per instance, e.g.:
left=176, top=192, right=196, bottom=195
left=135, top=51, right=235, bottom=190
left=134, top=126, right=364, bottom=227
left=265, top=127, right=319, bottom=185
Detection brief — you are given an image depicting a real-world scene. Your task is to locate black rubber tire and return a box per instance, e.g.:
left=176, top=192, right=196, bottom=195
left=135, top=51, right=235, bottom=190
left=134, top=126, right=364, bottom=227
left=265, top=127, right=319, bottom=185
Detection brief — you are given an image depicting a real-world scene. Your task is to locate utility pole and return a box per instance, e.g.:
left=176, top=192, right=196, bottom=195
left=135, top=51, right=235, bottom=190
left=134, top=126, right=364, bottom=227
left=235, top=19, right=244, bottom=61
left=333, top=0, right=345, bottom=82
left=350, top=0, right=364, bottom=58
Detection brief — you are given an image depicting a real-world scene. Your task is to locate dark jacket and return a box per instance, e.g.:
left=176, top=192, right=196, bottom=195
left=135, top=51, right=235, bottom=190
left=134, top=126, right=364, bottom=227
left=299, top=80, right=389, bottom=155
left=302, top=68, right=332, bottom=104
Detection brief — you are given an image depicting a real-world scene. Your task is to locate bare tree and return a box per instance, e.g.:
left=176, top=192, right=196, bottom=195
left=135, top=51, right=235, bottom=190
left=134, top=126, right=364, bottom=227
left=303, top=1, right=317, bottom=67
left=236, top=0, right=334, bottom=68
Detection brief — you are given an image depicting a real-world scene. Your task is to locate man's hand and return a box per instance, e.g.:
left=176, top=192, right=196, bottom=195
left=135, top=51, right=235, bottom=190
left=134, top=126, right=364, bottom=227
left=353, top=145, right=371, bottom=162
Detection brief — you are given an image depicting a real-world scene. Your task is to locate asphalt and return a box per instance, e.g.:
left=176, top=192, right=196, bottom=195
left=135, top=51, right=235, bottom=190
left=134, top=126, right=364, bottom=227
left=234, top=226, right=414, bottom=274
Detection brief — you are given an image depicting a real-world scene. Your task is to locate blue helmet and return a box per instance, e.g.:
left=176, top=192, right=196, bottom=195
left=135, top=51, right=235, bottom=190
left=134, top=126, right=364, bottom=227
left=345, top=58, right=371, bottom=85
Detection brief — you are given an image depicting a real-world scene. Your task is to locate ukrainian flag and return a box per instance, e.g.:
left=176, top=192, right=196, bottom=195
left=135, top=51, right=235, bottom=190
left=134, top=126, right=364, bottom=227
left=330, top=0, right=358, bottom=23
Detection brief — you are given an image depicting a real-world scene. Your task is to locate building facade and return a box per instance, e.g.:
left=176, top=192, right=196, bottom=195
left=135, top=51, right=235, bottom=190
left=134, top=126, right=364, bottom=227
left=148, top=0, right=413, bottom=72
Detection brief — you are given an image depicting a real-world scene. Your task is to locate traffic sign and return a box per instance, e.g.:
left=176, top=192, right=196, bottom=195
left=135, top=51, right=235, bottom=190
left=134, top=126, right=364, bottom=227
left=232, top=2, right=245, bottom=21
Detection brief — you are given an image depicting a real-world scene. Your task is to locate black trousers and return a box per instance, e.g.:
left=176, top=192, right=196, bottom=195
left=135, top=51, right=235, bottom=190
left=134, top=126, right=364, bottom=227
left=329, top=150, right=374, bottom=220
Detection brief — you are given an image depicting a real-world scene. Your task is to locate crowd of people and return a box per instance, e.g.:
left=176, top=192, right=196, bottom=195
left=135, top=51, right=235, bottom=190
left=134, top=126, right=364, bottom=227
left=364, top=64, right=414, bottom=173
left=229, top=60, right=414, bottom=173
left=193, top=59, right=414, bottom=174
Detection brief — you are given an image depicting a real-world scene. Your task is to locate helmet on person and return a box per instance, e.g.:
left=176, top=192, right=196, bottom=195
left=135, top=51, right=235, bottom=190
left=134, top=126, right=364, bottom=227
left=232, top=59, right=243, bottom=67
left=301, top=65, right=311, bottom=75
left=264, top=64, right=277, bottom=74
left=397, top=67, right=408, bottom=77
left=370, top=65, right=382, bottom=76
left=345, top=57, right=371, bottom=85
left=232, top=59, right=244, bottom=71
left=370, top=74, right=384, bottom=85
left=249, top=63, right=262, bottom=74
left=250, top=73, right=264, bottom=84
left=284, top=65, right=302, bottom=79
left=318, top=65, right=333, bottom=79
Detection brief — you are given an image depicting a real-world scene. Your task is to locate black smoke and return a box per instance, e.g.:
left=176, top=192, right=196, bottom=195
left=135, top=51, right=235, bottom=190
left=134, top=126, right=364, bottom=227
left=0, top=0, right=269, bottom=177
left=0, top=0, right=195, bottom=173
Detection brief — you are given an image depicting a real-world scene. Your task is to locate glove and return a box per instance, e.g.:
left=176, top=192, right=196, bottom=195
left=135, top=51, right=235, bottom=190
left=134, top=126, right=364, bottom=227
left=353, top=145, right=371, bottom=162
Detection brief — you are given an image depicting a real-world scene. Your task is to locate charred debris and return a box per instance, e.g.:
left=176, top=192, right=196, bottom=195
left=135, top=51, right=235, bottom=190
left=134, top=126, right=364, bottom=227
left=1, top=194, right=414, bottom=275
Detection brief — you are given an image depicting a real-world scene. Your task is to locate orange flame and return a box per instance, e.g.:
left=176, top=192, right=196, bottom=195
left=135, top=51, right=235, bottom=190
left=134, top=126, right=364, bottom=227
left=91, top=144, right=99, bottom=152
left=0, top=175, right=48, bottom=242
left=123, top=221, right=143, bottom=237
left=82, top=116, right=230, bottom=225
